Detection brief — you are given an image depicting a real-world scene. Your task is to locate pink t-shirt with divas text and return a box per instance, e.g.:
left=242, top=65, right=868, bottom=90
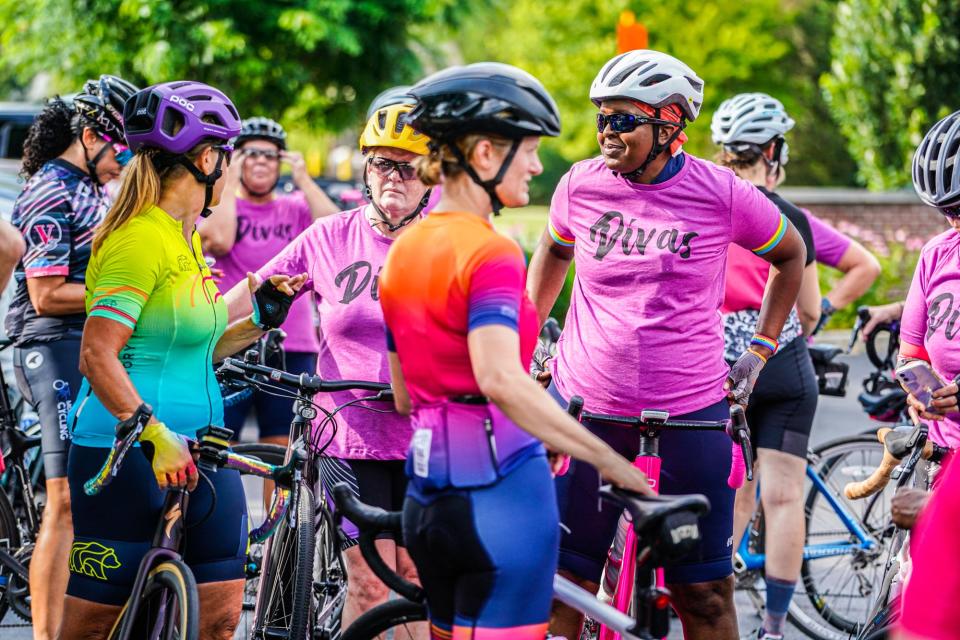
left=548, top=154, right=787, bottom=416
left=216, top=192, right=320, bottom=353
left=258, top=206, right=410, bottom=460
left=803, top=209, right=851, bottom=269
left=900, top=229, right=960, bottom=449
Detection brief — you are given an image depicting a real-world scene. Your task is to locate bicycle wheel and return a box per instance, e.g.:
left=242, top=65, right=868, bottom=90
left=253, top=483, right=316, bottom=640
left=340, top=598, right=427, bottom=640
left=231, top=443, right=286, bottom=640
left=313, top=491, right=346, bottom=639
left=791, top=434, right=898, bottom=639
left=0, top=487, right=21, bottom=621
left=108, top=558, right=199, bottom=640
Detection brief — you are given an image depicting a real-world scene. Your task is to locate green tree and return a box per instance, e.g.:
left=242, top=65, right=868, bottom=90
left=0, top=0, right=467, bottom=131
left=455, top=0, right=857, bottom=194
left=822, top=0, right=960, bottom=190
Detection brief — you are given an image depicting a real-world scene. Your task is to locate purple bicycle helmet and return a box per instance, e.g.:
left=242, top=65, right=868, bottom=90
left=123, top=80, right=241, bottom=154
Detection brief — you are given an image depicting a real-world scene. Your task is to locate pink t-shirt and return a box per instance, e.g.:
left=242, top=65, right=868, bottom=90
left=258, top=206, right=410, bottom=460
left=803, top=209, right=850, bottom=269
left=216, top=192, right=320, bottom=353
left=899, top=452, right=960, bottom=638
left=901, top=229, right=960, bottom=449
left=548, top=155, right=786, bottom=415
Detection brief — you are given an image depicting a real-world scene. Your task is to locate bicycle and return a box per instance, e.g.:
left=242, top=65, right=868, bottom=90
left=331, top=479, right=715, bottom=640
left=733, top=308, right=911, bottom=639
left=840, top=423, right=947, bottom=640
left=82, top=404, right=307, bottom=640
left=216, top=352, right=393, bottom=640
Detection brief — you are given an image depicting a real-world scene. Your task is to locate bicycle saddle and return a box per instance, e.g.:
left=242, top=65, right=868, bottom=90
left=600, top=486, right=709, bottom=536
left=809, top=344, right=843, bottom=364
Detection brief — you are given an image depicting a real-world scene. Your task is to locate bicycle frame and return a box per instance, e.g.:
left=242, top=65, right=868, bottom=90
left=735, top=462, right=879, bottom=572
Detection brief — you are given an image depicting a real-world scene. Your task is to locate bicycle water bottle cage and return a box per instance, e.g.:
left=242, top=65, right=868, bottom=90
left=640, top=410, right=669, bottom=424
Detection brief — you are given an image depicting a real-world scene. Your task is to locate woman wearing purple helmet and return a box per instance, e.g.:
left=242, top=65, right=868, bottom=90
left=61, top=81, right=303, bottom=639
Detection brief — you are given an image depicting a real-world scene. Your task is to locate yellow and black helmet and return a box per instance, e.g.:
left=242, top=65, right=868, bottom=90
left=359, top=103, right=430, bottom=156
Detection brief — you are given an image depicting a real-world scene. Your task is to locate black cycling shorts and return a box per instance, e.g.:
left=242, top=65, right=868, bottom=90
left=66, top=445, right=248, bottom=605
left=319, top=457, right=407, bottom=550
left=14, top=336, right=83, bottom=479
left=744, top=337, right=818, bottom=459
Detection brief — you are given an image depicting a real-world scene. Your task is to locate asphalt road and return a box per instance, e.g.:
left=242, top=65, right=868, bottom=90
left=2, top=334, right=880, bottom=640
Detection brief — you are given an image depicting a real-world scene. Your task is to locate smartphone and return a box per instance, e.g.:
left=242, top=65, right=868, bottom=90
left=895, top=360, right=946, bottom=407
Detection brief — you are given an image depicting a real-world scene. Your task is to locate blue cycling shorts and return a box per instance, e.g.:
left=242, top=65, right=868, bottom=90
left=67, top=444, right=248, bottom=605
left=403, top=454, right=559, bottom=638
left=549, top=382, right=735, bottom=585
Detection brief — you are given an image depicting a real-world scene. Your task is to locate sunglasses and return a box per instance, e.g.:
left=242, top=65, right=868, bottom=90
left=596, top=112, right=675, bottom=134
left=940, top=203, right=960, bottom=218
left=368, top=156, right=417, bottom=181
left=212, top=144, right=234, bottom=166
left=101, top=134, right=132, bottom=167
left=242, top=148, right=281, bottom=162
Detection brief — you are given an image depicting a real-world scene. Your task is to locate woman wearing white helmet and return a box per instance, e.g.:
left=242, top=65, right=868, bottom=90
left=713, top=92, right=821, bottom=640
left=528, top=50, right=808, bottom=640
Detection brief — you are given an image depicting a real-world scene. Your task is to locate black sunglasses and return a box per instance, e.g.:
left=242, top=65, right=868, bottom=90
left=368, top=156, right=417, bottom=181
left=596, top=112, right=675, bottom=134
left=212, top=144, right=234, bottom=166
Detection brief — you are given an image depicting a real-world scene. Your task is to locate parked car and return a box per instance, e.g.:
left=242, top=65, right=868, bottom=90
left=0, top=102, right=41, bottom=161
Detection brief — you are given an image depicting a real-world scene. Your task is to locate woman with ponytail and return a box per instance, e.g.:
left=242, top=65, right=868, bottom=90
left=61, top=81, right=302, bottom=639
left=4, top=74, right=137, bottom=640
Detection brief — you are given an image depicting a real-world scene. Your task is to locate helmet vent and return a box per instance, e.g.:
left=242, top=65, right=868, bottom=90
left=378, top=110, right=387, bottom=130
left=610, top=62, right=646, bottom=87
left=161, top=109, right=185, bottom=136
left=640, top=73, right=670, bottom=87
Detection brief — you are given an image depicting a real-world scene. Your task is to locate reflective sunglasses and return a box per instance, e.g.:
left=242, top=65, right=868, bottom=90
left=368, top=156, right=417, bottom=181
left=212, top=144, right=234, bottom=166
left=596, top=112, right=675, bottom=134
left=242, top=148, right=281, bottom=162
left=940, top=203, right=960, bottom=218
left=102, top=134, right=132, bottom=167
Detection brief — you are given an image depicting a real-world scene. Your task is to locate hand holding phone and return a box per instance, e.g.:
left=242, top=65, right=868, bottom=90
left=896, top=360, right=946, bottom=408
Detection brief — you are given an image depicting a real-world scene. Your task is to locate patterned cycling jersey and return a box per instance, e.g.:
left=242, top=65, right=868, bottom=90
left=68, top=205, right=227, bottom=447
left=379, top=210, right=539, bottom=405
left=5, top=159, right=107, bottom=344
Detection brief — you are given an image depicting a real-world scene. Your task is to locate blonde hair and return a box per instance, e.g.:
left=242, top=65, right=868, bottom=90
left=92, top=144, right=208, bottom=252
left=414, top=134, right=513, bottom=186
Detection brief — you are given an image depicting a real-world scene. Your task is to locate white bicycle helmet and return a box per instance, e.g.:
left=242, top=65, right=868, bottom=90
left=712, top=92, right=795, bottom=165
left=590, top=50, right=704, bottom=122
left=913, top=110, right=960, bottom=209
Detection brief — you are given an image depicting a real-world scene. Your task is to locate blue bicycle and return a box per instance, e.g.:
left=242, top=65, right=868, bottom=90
left=735, top=309, right=908, bottom=639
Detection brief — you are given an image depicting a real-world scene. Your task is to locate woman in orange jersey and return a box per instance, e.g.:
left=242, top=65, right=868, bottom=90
left=378, top=63, right=650, bottom=639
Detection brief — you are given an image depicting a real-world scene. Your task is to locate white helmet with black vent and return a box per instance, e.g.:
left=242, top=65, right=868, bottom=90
left=589, top=50, right=704, bottom=122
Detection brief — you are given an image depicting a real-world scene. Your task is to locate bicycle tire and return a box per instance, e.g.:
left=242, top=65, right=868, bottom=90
left=253, top=483, right=316, bottom=640
left=791, top=434, right=897, bottom=639
left=108, top=558, right=199, bottom=640
left=0, top=486, right=21, bottom=621
left=340, top=598, right=428, bottom=640
left=231, top=443, right=286, bottom=640
left=314, top=496, right=346, bottom=639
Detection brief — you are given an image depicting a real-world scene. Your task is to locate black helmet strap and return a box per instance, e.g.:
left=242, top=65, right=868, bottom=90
left=362, top=162, right=432, bottom=232
left=445, top=138, right=521, bottom=216
left=174, top=149, right=227, bottom=218
left=81, top=130, right=112, bottom=187
left=620, top=109, right=687, bottom=181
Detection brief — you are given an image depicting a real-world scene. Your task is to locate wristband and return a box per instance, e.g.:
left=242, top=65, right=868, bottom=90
left=750, top=333, right=778, bottom=354
left=746, top=348, right=768, bottom=364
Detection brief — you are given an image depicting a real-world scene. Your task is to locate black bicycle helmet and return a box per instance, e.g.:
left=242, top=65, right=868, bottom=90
left=365, top=85, right=415, bottom=121
left=74, top=74, right=139, bottom=144
left=405, top=62, right=560, bottom=214
left=233, top=116, right=287, bottom=150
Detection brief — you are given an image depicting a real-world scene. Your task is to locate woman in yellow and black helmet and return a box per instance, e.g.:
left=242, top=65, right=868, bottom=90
left=225, top=101, right=431, bottom=637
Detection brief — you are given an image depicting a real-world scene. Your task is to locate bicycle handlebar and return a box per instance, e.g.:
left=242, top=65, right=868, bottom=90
left=218, top=356, right=393, bottom=399
left=843, top=425, right=947, bottom=500
left=850, top=306, right=900, bottom=371
left=83, top=404, right=153, bottom=496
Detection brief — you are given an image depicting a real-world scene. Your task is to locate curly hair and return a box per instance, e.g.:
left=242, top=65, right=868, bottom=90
left=20, top=98, right=76, bottom=178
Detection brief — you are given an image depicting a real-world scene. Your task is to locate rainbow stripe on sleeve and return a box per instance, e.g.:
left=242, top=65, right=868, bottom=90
left=548, top=222, right=575, bottom=247
left=752, top=213, right=787, bottom=256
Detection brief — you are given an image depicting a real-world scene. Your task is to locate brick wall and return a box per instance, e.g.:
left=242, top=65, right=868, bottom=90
left=781, top=187, right=947, bottom=252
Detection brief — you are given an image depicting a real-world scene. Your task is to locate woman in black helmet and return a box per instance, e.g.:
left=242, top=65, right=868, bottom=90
left=378, top=62, right=649, bottom=639
left=5, top=73, right=138, bottom=640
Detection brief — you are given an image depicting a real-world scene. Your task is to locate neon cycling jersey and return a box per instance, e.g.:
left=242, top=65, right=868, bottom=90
left=69, top=205, right=227, bottom=447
